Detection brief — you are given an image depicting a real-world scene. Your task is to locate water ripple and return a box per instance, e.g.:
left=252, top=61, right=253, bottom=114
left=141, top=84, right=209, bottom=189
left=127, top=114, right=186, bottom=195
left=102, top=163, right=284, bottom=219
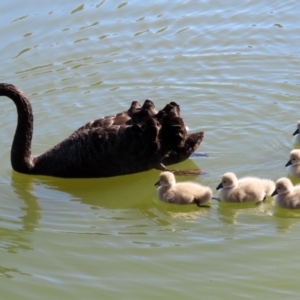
left=1, top=1, right=300, bottom=298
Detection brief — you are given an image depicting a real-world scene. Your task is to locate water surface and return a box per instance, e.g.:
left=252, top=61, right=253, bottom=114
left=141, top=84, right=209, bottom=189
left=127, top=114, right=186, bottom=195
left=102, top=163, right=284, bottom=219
left=1, top=1, right=300, bottom=299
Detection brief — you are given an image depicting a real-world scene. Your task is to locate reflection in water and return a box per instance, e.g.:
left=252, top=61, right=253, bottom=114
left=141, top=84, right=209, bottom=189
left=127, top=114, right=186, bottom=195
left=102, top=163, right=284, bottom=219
left=154, top=198, right=210, bottom=221
left=216, top=200, right=272, bottom=225
left=9, top=159, right=204, bottom=229
left=0, top=172, right=40, bottom=278
left=0, top=265, right=30, bottom=279
left=216, top=198, right=300, bottom=233
left=272, top=206, right=300, bottom=233
left=11, top=171, right=41, bottom=232
left=287, top=175, right=300, bottom=186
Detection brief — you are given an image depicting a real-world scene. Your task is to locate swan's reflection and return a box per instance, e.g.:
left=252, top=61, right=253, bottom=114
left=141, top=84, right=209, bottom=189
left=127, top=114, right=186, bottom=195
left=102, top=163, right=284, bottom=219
left=0, top=171, right=40, bottom=278
left=11, top=172, right=41, bottom=231
left=3, top=171, right=41, bottom=249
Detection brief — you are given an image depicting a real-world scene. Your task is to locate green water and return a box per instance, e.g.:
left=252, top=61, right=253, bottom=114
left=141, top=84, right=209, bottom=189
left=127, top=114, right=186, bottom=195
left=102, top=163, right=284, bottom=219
left=1, top=1, right=300, bottom=299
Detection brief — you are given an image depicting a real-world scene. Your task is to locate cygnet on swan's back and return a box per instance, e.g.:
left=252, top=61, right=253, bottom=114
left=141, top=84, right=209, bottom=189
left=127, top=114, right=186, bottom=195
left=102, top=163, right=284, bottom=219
left=293, top=121, right=300, bottom=144
left=272, top=177, right=300, bottom=209
left=216, top=172, right=275, bottom=202
left=285, top=149, right=300, bottom=178
left=155, top=171, right=212, bottom=206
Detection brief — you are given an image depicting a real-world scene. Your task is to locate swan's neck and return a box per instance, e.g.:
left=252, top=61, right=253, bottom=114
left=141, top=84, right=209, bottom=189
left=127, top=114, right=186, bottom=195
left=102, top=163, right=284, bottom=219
left=0, top=84, right=33, bottom=173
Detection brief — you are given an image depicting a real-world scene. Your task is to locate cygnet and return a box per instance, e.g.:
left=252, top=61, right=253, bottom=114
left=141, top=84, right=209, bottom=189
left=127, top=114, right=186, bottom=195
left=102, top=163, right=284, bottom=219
left=216, top=172, right=275, bottom=202
left=155, top=171, right=212, bottom=206
left=272, top=177, right=300, bottom=209
left=293, top=121, right=300, bottom=144
left=285, top=149, right=300, bottom=178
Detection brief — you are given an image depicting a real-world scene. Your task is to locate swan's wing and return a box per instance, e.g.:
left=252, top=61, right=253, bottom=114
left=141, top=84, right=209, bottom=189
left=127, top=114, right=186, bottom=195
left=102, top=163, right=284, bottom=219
left=161, top=131, right=204, bottom=165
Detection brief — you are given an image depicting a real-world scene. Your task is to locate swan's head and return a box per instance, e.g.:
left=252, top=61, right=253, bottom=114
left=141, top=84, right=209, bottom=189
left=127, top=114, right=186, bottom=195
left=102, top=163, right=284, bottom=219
left=285, top=149, right=300, bottom=167
left=272, top=177, right=293, bottom=196
left=293, top=121, right=300, bottom=136
left=155, top=171, right=176, bottom=188
left=216, top=172, right=238, bottom=190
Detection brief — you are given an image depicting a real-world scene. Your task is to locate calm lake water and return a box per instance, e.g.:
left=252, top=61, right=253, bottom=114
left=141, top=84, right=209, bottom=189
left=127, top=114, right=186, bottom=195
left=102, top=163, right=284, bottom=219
left=1, top=1, right=300, bottom=299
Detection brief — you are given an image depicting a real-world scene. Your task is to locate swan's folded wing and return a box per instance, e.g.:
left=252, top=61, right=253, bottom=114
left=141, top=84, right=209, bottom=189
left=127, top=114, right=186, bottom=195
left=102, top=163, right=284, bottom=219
left=162, top=131, right=204, bottom=165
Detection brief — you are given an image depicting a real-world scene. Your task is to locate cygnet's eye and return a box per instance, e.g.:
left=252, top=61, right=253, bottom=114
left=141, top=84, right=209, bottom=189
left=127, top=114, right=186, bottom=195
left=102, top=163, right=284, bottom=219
left=223, top=180, right=227, bottom=184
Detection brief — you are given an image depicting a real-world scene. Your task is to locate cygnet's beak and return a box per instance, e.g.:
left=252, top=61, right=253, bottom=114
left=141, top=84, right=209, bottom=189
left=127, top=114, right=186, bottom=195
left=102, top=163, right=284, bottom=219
left=285, top=160, right=292, bottom=167
left=271, top=189, right=278, bottom=197
left=154, top=180, right=161, bottom=187
left=293, top=128, right=299, bottom=136
left=216, top=183, right=223, bottom=190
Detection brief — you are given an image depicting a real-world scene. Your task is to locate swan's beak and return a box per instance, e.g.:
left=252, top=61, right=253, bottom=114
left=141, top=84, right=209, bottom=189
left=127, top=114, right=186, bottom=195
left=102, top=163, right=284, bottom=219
left=285, top=160, right=292, bottom=167
left=293, top=129, right=299, bottom=136
left=216, top=183, right=223, bottom=190
left=271, top=189, right=278, bottom=197
left=154, top=180, right=161, bottom=187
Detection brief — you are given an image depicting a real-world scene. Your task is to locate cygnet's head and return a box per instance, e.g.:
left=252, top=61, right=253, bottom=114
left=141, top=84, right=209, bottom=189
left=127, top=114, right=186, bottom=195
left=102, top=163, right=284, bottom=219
left=285, top=149, right=300, bottom=167
left=155, top=171, right=176, bottom=188
left=271, top=177, right=293, bottom=196
left=293, top=121, right=300, bottom=136
left=216, top=172, right=238, bottom=190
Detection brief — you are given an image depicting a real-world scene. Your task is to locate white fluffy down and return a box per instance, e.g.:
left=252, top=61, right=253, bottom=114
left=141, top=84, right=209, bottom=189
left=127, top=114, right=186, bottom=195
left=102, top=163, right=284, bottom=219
left=217, top=172, right=275, bottom=202
left=273, top=177, right=300, bottom=209
left=293, top=121, right=300, bottom=144
left=286, top=149, right=300, bottom=178
left=156, top=171, right=212, bottom=206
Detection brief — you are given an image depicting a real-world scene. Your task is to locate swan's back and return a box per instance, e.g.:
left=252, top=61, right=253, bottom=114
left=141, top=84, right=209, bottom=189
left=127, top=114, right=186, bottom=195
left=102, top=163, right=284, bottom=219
left=77, top=99, right=157, bottom=132
left=78, top=100, right=204, bottom=167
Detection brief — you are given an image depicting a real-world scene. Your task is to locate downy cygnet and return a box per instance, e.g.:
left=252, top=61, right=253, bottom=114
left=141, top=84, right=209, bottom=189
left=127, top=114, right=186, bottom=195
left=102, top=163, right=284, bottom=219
left=293, top=121, right=300, bottom=144
left=285, top=149, right=300, bottom=178
left=216, top=172, right=275, bottom=202
left=272, top=177, right=300, bottom=209
left=155, top=171, right=212, bottom=206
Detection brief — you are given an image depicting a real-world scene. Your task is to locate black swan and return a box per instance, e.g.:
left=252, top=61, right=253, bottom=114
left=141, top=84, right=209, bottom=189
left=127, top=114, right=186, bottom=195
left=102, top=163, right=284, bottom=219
left=0, top=83, right=203, bottom=178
